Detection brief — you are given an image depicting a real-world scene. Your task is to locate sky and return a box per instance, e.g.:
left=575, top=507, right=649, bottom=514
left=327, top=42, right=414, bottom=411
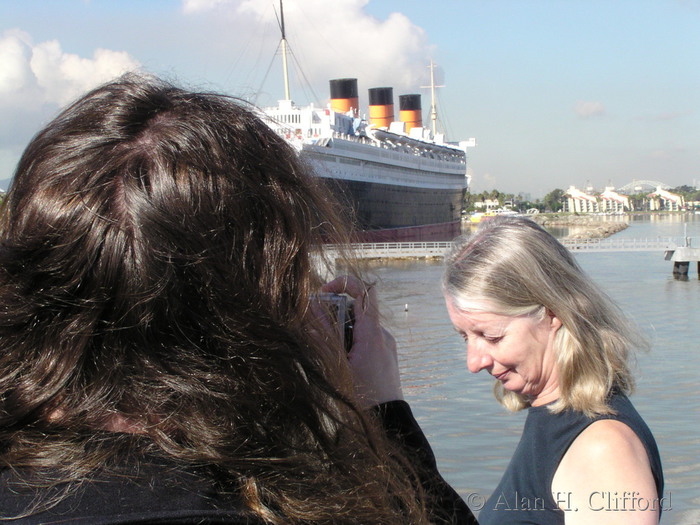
left=1, top=0, right=699, bottom=198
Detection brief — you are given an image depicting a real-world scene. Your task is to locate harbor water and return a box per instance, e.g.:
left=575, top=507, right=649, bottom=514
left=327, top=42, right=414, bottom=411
left=371, top=213, right=700, bottom=524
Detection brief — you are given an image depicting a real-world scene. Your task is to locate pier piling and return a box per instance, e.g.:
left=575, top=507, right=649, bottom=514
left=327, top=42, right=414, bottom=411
left=672, top=261, right=690, bottom=279
left=665, top=246, right=700, bottom=280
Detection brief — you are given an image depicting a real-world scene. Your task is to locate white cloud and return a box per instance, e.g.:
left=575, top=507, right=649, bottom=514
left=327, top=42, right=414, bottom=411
left=183, top=0, right=434, bottom=97
left=0, top=29, right=140, bottom=109
left=575, top=100, right=606, bottom=119
left=650, top=146, right=686, bottom=160
left=0, top=30, right=38, bottom=101
left=32, top=42, right=140, bottom=106
left=0, top=29, right=141, bottom=180
left=648, top=111, right=687, bottom=122
left=182, top=0, right=234, bottom=14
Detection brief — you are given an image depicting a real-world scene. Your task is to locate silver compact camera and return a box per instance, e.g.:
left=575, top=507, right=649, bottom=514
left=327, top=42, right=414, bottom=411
left=316, top=293, right=354, bottom=353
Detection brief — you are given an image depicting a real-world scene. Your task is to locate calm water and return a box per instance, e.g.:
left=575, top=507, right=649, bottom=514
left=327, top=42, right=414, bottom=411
left=371, top=213, right=700, bottom=525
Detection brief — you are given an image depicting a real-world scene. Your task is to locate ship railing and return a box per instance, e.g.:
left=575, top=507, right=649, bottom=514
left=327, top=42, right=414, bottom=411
left=328, top=132, right=466, bottom=171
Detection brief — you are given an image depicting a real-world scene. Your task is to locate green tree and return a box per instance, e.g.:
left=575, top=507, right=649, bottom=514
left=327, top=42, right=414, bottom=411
left=542, top=188, right=565, bottom=212
left=628, top=192, right=648, bottom=210
left=671, top=186, right=700, bottom=203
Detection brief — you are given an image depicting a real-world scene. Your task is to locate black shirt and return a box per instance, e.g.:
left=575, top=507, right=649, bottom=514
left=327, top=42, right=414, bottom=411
left=477, top=393, right=663, bottom=525
left=0, top=401, right=477, bottom=525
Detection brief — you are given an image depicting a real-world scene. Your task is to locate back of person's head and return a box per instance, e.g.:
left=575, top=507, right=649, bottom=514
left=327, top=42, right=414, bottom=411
left=443, top=216, right=642, bottom=416
left=0, top=74, right=424, bottom=523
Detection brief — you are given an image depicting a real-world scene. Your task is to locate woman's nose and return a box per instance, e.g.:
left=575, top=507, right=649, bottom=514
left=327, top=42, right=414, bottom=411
left=466, top=341, right=492, bottom=374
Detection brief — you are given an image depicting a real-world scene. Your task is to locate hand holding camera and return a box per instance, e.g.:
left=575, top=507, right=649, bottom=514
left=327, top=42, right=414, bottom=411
left=315, top=292, right=355, bottom=354
left=321, top=276, right=404, bottom=408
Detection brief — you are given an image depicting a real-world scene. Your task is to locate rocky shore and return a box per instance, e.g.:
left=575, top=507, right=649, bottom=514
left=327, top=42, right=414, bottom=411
left=529, top=214, right=629, bottom=239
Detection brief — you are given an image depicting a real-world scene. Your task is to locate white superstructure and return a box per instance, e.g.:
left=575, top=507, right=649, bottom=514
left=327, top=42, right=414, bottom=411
left=259, top=85, right=474, bottom=237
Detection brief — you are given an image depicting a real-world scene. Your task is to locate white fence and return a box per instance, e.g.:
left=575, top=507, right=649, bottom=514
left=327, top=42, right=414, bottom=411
left=352, top=241, right=453, bottom=259
left=334, top=237, right=696, bottom=259
left=560, top=237, right=692, bottom=252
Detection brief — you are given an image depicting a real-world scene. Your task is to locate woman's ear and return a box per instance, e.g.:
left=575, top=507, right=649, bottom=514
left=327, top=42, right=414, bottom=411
left=547, top=310, right=563, bottom=333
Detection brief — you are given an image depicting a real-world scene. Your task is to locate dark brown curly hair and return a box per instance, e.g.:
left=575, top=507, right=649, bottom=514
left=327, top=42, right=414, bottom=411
left=0, top=74, right=429, bottom=523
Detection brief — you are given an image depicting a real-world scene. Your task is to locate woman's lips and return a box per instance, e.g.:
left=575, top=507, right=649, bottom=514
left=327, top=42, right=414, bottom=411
left=493, top=370, right=510, bottom=381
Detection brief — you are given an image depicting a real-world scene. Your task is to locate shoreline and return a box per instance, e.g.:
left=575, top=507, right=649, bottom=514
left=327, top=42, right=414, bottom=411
left=528, top=214, right=629, bottom=239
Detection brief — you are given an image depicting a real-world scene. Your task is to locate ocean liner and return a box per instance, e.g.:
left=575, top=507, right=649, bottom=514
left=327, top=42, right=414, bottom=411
left=259, top=4, right=475, bottom=242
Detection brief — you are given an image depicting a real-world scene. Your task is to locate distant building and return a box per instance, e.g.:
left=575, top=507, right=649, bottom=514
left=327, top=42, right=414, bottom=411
left=562, top=185, right=633, bottom=213
left=647, top=187, right=684, bottom=211
left=474, top=199, right=500, bottom=211
left=599, top=187, right=631, bottom=213
left=563, top=186, right=600, bottom=213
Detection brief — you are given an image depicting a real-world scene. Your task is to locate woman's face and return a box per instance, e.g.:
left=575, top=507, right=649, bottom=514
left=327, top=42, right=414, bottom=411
left=445, top=296, right=563, bottom=406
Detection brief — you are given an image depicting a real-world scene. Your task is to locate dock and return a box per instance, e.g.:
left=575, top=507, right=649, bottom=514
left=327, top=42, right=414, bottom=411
left=664, top=245, right=700, bottom=279
left=335, top=237, right=690, bottom=259
left=350, top=241, right=454, bottom=259
left=326, top=236, right=699, bottom=279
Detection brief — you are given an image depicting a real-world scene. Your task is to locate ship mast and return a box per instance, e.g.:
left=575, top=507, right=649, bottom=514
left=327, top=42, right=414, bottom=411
left=427, top=60, right=444, bottom=137
left=279, top=0, right=291, bottom=101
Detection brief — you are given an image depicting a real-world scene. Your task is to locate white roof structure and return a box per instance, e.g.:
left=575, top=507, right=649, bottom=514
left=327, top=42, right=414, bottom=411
left=647, top=187, right=683, bottom=204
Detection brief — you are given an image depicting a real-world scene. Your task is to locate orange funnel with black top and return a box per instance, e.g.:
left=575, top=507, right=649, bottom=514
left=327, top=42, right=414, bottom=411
left=330, top=78, right=359, bottom=117
left=399, top=94, right=422, bottom=133
left=368, top=87, right=394, bottom=128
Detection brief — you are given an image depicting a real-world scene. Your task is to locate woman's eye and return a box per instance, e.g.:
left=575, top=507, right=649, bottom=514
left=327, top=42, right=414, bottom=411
left=484, top=335, right=503, bottom=344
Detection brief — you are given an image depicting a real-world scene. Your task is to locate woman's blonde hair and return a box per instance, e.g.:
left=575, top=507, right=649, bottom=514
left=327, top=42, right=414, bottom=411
left=443, top=216, right=645, bottom=416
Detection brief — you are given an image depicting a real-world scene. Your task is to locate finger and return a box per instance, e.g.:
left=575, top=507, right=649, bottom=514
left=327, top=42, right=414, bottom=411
left=322, top=275, right=376, bottom=308
left=321, top=275, right=372, bottom=297
left=322, top=275, right=360, bottom=297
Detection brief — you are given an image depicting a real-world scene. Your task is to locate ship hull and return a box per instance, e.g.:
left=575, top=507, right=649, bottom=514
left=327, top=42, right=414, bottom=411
left=321, top=177, right=464, bottom=241
left=301, top=136, right=467, bottom=241
left=348, top=219, right=463, bottom=243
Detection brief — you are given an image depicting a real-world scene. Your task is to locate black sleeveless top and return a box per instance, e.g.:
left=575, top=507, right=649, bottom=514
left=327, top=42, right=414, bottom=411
left=478, top=393, right=664, bottom=525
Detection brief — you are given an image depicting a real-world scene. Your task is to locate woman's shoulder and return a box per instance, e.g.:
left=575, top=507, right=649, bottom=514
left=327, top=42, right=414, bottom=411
left=550, top=413, right=660, bottom=524
left=554, top=392, right=662, bottom=487
left=564, top=417, right=651, bottom=466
